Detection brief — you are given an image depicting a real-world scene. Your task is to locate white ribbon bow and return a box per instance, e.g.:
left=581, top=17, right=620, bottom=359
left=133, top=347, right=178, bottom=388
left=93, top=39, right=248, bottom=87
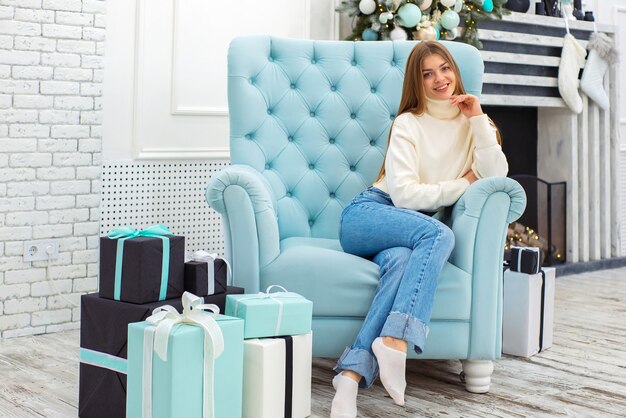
left=142, top=292, right=224, bottom=418
left=234, top=285, right=302, bottom=335
left=188, top=250, right=233, bottom=293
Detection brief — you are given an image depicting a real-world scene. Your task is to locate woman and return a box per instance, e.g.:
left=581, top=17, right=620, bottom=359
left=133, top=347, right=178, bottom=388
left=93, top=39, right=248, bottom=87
left=330, top=41, right=508, bottom=418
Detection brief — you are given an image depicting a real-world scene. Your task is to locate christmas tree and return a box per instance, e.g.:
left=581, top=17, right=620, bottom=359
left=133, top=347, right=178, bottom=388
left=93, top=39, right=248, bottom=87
left=336, top=0, right=510, bottom=49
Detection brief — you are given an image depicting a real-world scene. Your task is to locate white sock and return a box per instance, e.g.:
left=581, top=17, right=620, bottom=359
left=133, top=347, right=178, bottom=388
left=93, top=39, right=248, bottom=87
left=372, top=337, right=406, bottom=406
left=330, top=374, right=358, bottom=418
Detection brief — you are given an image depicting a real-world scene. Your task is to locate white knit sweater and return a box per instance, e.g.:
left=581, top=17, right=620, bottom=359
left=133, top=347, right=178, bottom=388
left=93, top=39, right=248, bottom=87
left=373, top=97, right=509, bottom=212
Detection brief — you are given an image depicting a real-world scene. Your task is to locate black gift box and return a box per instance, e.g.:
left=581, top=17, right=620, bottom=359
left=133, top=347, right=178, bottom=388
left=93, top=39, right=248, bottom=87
left=79, top=286, right=244, bottom=418
left=510, top=246, right=541, bottom=274
left=184, top=258, right=228, bottom=296
left=99, top=235, right=185, bottom=304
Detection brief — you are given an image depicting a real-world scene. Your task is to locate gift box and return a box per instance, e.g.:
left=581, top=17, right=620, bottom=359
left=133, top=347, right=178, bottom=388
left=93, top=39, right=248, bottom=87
left=243, top=332, right=312, bottom=418
left=78, top=287, right=244, bottom=418
left=127, top=294, right=244, bottom=418
left=225, top=286, right=313, bottom=339
left=99, top=225, right=185, bottom=304
left=184, top=251, right=229, bottom=296
left=509, top=246, right=542, bottom=274
left=503, top=267, right=555, bottom=357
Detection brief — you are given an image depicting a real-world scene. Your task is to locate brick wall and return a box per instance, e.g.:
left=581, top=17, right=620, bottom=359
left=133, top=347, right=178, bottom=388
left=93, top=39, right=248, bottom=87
left=0, top=0, right=105, bottom=338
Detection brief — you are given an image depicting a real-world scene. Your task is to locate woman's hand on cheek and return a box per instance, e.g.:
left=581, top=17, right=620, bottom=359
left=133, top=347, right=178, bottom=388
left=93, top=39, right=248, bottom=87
left=450, top=94, right=483, bottom=118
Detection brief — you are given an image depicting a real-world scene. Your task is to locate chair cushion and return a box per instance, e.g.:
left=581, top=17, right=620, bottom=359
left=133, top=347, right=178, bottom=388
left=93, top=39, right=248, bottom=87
left=261, top=237, right=471, bottom=320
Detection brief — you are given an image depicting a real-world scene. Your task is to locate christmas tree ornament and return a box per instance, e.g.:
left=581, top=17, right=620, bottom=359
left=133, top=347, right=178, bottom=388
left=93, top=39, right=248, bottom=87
left=434, top=23, right=442, bottom=40
left=362, top=28, right=379, bottom=41
left=558, top=33, right=587, bottom=114
left=482, top=0, right=494, bottom=12
left=397, top=3, right=422, bottom=27
left=358, top=0, right=377, bottom=15
left=580, top=32, right=619, bottom=110
left=440, top=9, right=460, bottom=29
left=419, top=0, right=433, bottom=10
left=454, top=0, right=464, bottom=13
left=440, top=0, right=456, bottom=8
left=390, top=26, right=408, bottom=41
left=445, top=27, right=458, bottom=40
left=414, top=23, right=438, bottom=40
left=379, top=12, right=394, bottom=24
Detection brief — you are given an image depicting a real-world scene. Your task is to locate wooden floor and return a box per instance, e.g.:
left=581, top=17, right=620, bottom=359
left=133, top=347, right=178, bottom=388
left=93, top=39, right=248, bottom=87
left=0, top=267, right=625, bottom=417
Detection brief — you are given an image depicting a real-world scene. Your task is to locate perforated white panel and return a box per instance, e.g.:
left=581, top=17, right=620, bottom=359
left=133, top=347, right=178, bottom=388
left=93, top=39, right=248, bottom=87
left=100, top=162, right=229, bottom=255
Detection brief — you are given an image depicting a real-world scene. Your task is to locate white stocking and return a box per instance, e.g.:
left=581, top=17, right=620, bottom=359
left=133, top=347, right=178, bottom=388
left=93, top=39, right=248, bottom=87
left=558, top=33, right=587, bottom=114
left=581, top=32, right=619, bottom=110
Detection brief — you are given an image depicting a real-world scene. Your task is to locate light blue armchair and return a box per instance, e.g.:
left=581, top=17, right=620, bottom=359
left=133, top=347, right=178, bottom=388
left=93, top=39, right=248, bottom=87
left=207, top=36, right=526, bottom=392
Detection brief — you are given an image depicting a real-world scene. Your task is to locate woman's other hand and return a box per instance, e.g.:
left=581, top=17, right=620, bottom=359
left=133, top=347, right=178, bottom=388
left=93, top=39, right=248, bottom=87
left=450, top=94, right=483, bottom=118
left=463, top=169, right=478, bottom=184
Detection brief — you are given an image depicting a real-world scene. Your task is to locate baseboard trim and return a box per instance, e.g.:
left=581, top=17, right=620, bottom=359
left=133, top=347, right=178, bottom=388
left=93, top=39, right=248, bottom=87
left=553, top=256, right=626, bottom=276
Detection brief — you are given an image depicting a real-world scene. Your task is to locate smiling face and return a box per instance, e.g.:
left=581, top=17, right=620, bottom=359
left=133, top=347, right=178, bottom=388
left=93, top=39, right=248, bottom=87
left=420, top=53, right=457, bottom=100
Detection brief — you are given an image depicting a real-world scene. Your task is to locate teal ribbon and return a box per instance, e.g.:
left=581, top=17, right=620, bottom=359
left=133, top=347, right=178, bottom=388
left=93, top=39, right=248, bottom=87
left=108, top=224, right=173, bottom=301
left=80, top=347, right=128, bottom=374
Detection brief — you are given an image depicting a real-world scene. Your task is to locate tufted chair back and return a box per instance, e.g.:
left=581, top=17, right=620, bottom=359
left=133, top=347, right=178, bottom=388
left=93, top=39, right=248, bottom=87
left=227, top=36, right=484, bottom=240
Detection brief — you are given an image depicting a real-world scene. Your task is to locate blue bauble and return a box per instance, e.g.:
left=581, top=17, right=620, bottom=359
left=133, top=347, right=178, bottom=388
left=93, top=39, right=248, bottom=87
left=362, top=28, right=378, bottom=41
left=397, top=3, right=422, bottom=28
left=434, top=23, right=441, bottom=40
left=440, top=10, right=460, bottom=30
left=482, top=0, right=494, bottom=12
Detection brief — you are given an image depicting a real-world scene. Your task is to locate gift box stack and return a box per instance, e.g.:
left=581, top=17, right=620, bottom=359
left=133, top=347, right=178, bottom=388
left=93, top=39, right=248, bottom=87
left=79, top=225, right=244, bottom=418
left=226, top=286, right=314, bottom=418
left=502, top=246, right=556, bottom=357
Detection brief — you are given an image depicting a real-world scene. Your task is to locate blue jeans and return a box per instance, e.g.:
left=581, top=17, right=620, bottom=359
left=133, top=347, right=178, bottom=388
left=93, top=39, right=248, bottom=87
left=334, top=187, right=455, bottom=388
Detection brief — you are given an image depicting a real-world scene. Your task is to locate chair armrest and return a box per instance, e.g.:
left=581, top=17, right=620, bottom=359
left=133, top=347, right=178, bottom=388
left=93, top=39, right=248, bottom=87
left=447, top=177, right=526, bottom=359
left=206, top=165, right=280, bottom=293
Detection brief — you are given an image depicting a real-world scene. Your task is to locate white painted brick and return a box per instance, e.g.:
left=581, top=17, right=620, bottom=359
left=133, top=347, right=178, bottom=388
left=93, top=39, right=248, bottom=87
left=0, top=168, right=36, bottom=182
left=0, top=49, right=40, bottom=66
left=5, top=211, right=48, bottom=226
left=35, top=195, right=74, bottom=210
left=50, top=124, right=89, bottom=137
left=14, top=94, right=53, bottom=109
left=76, top=166, right=100, bottom=180
left=0, top=20, right=41, bottom=37
left=94, top=13, right=105, bottom=28
left=47, top=293, right=81, bottom=309
left=0, top=109, right=38, bottom=123
left=31, top=279, right=72, bottom=296
left=78, top=138, right=100, bottom=152
left=38, top=138, right=78, bottom=152
left=42, top=23, right=82, bottom=39
left=82, top=0, right=105, bottom=14
left=50, top=179, right=90, bottom=194
left=72, top=249, right=97, bottom=264
left=0, top=314, right=31, bottom=332
left=90, top=179, right=100, bottom=193
left=0, top=197, right=35, bottom=215
left=55, top=11, right=93, bottom=26
left=89, top=206, right=98, bottom=220
left=14, top=7, right=55, bottom=23
left=54, top=95, right=92, bottom=110
left=43, top=0, right=81, bottom=12
left=80, top=82, right=101, bottom=96
left=57, top=39, right=94, bottom=54
left=5, top=297, right=47, bottom=314
left=7, top=181, right=49, bottom=197
left=54, top=67, right=91, bottom=81
left=41, top=52, right=79, bottom=67
left=0, top=242, right=4, bottom=256
left=0, top=35, right=13, bottom=49
left=0, top=5, right=13, bottom=19
left=2, top=242, right=22, bottom=256
left=0, top=184, right=5, bottom=196
left=59, top=236, right=85, bottom=251
left=82, top=26, right=104, bottom=41
left=91, top=152, right=100, bottom=165
left=0, top=283, right=31, bottom=300
left=2, top=0, right=42, bottom=7
left=0, top=123, right=7, bottom=135
left=32, top=308, right=71, bottom=325
left=93, top=97, right=102, bottom=111
left=0, top=95, right=11, bottom=109
left=32, top=251, right=70, bottom=267
left=86, top=262, right=97, bottom=277
left=86, top=235, right=98, bottom=249
left=79, top=110, right=100, bottom=124
left=92, top=69, right=103, bottom=82
left=48, top=263, right=85, bottom=279
left=73, top=276, right=97, bottom=292
left=48, top=208, right=88, bottom=223
left=3, top=326, right=47, bottom=338
left=0, top=80, right=39, bottom=94
left=0, top=154, right=8, bottom=167
left=16, top=34, right=58, bottom=52
left=0, top=256, right=31, bottom=272
left=36, top=166, right=75, bottom=180
left=76, top=193, right=99, bottom=208
left=12, top=65, right=53, bottom=80
left=9, top=153, right=52, bottom=167
left=0, top=138, right=37, bottom=152
left=74, top=221, right=98, bottom=236
left=33, top=223, right=72, bottom=238
left=52, top=152, right=91, bottom=166
left=81, top=54, right=103, bottom=69
left=39, top=109, right=80, bottom=124
left=0, top=213, right=4, bottom=226
left=9, top=123, right=49, bottom=137
left=46, top=321, right=80, bottom=333
left=40, top=80, right=79, bottom=95
left=72, top=306, right=80, bottom=321
left=0, top=225, right=32, bottom=241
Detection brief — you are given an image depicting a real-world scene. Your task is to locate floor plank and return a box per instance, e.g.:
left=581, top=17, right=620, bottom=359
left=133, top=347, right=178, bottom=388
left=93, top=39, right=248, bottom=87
left=0, top=267, right=624, bottom=417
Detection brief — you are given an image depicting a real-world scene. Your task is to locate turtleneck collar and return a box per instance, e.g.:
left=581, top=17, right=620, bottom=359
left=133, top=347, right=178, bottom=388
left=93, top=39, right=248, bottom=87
left=425, top=97, right=461, bottom=120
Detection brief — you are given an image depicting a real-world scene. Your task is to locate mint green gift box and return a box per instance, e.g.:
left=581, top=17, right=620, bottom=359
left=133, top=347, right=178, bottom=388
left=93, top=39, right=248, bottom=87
left=126, top=315, right=244, bottom=418
left=225, top=287, right=313, bottom=339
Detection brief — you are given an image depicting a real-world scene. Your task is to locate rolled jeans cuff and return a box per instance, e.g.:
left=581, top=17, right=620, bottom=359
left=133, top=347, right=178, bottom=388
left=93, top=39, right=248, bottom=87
left=334, top=346, right=379, bottom=388
left=381, top=311, right=429, bottom=354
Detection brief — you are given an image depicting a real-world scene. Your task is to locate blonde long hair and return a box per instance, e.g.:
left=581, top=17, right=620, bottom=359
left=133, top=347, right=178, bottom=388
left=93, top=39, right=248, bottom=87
left=374, top=41, right=501, bottom=183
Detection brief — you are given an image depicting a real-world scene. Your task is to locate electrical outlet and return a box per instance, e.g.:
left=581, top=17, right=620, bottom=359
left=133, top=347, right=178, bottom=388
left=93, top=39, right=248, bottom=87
left=23, top=240, right=59, bottom=262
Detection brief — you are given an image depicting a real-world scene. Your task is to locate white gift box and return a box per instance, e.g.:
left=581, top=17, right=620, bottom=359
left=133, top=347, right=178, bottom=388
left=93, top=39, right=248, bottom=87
left=503, top=267, right=555, bottom=357
left=243, top=332, right=312, bottom=418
